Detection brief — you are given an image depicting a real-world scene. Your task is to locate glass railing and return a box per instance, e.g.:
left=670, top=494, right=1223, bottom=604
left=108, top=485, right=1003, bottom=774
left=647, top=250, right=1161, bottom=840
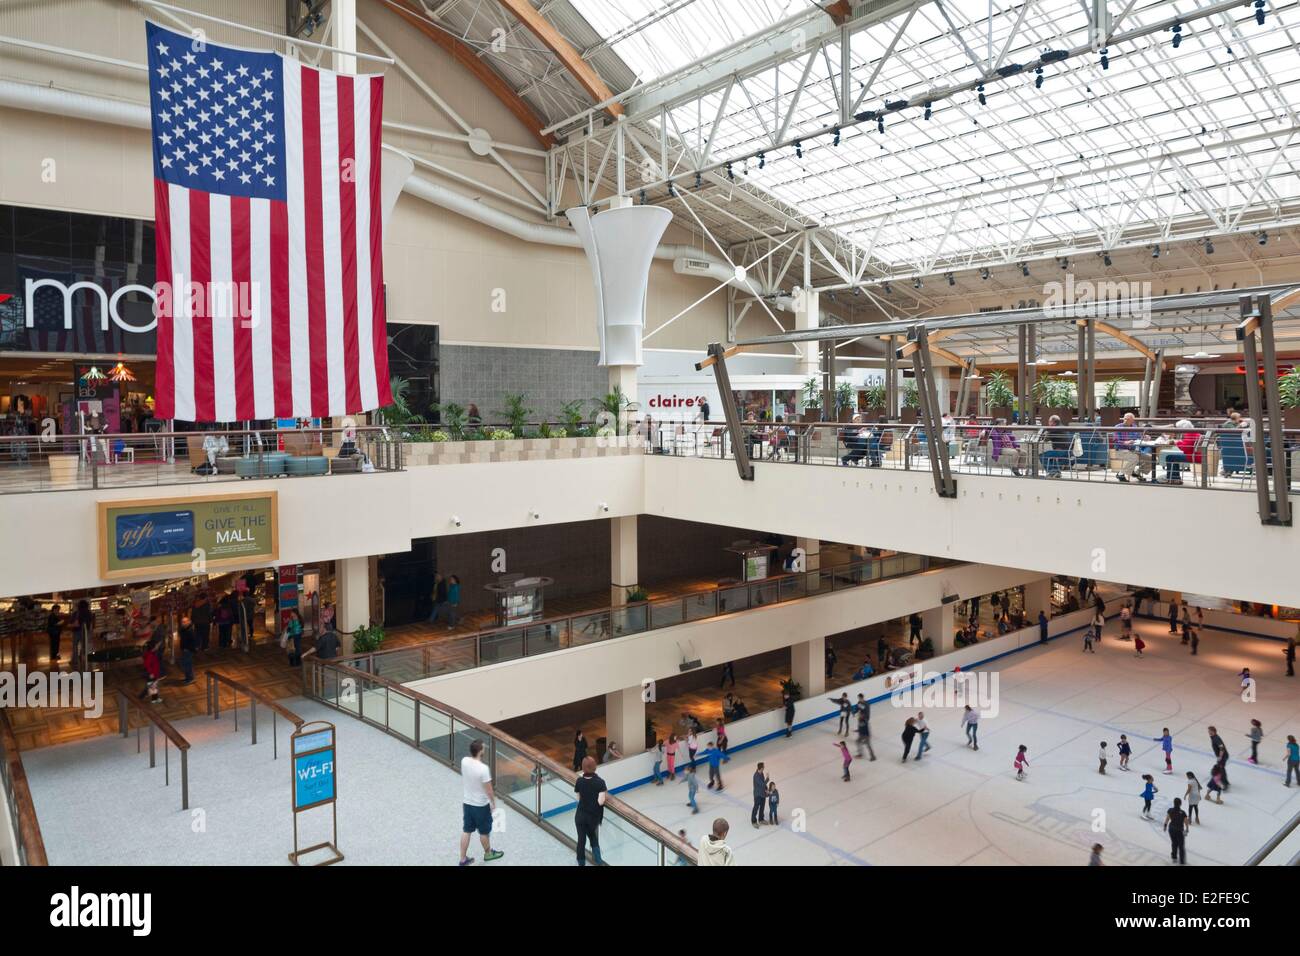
left=336, top=552, right=935, bottom=682
left=304, top=657, right=696, bottom=865
left=0, top=425, right=403, bottom=494
left=652, top=420, right=1299, bottom=494
left=0, top=709, right=48, bottom=865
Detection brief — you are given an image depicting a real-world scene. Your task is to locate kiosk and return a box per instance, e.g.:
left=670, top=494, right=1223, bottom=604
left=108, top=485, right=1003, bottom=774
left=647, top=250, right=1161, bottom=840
left=484, top=575, right=554, bottom=627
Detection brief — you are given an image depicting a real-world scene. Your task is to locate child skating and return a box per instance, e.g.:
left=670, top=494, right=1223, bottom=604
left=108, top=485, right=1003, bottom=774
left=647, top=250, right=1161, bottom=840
left=1117, top=735, right=1132, bottom=771
left=1154, top=728, right=1174, bottom=773
left=766, top=779, right=780, bottom=825
left=835, top=740, right=853, bottom=781
left=1014, top=745, right=1029, bottom=780
left=1098, top=741, right=1108, bottom=774
left=1133, top=634, right=1146, bottom=658
left=1140, top=774, right=1158, bottom=818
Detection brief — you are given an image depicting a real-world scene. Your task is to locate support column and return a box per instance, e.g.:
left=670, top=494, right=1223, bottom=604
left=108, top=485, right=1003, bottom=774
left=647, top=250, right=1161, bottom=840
left=796, top=287, right=820, bottom=414
left=1023, top=576, right=1053, bottom=623
left=336, top=556, right=371, bottom=657
left=795, top=537, right=820, bottom=571
left=922, top=603, right=957, bottom=654
left=610, top=515, right=638, bottom=606
left=605, top=685, right=647, bottom=757
left=791, top=636, right=826, bottom=697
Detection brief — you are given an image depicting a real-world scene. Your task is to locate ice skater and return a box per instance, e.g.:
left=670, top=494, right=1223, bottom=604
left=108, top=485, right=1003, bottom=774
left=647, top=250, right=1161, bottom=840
left=835, top=739, right=853, bottom=781
left=766, top=779, right=780, bottom=824
left=1164, top=797, right=1189, bottom=864
left=855, top=695, right=876, bottom=760
left=1205, top=763, right=1225, bottom=804
left=1184, top=772, right=1202, bottom=824
left=704, top=741, right=724, bottom=792
left=664, top=734, right=679, bottom=781
left=685, top=766, right=699, bottom=814
left=1140, top=775, right=1158, bottom=818
left=1083, top=625, right=1095, bottom=653
left=902, top=717, right=920, bottom=762
left=828, top=692, right=852, bottom=736
left=1117, top=735, right=1132, bottom=771
left=1285, top=735, right=1300, bottom=787
left=1153, top=728, right=1174, bottom=773
left=1247, top=719, right=1263, bottom=764
left=915, top=711, right=932, bottom=759
left=962, top=705, right=980, bottom=750
left=1098, top=741, right=1108, bottom=774
left=1014, top=745, right=1029, bottom=780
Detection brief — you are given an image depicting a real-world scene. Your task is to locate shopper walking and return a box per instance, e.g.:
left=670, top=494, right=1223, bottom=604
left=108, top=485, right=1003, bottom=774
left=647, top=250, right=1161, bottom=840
left=829, top=692, right=851, bottom=736
left=177, top=614, right=197, bottom=685
left=1184, top=772, right=1202, bottom=824
left=72, top=599, right=93, bottom=667
left=45, top=604, right=63, bottom=664
left=825, top=641, right=837, bottom=680
left=1014, top=745, right=1029, bottom=780
left=835, top=739, right=853, bottom=781
left=855, top=695, right=877, bottom=760
left=902, top=717, right=920, bottom=762
left=1164, top=798, right=1190, bottom=864
left=909, top=612, right=923, bottom=645
left=1190, top=627, right=1199, bottom=656
left=427, top=572, right=446, bottom=624
left=458, top=739, right=504, bottom=866
left=216, top=592, right=234, bottom=648
left=1247, top=720, right=1263, bottom=764
left=1120, top=601, right=1133, bottom=640
left=1285, top=736, right=1300, bottom=787
left=282, top=607, right=304, bottom=667
left=1118, top=735, right=1132, bottom=771
left=719, top=660, right=735, bottom=688
left=1089, top=844, right=1105, bottom=866
left=1168, top=600, right=1179, bottom=634
left=1287, top=636, right=1296, bottom=677
left=1140, top=775, right=1158, bottom=818
left=750, top=763, right=768, bottom=826
left=1038, top=610, right=1049, bottom=644
left=697, top=819, right=735, bottom=866
left=437, top=574, right=461, bottom=629
left=573, top=756, right=607, bottom=866
left=572, top=730, right=589, bottom=772
left=1154, top=728, right=1174, bottom=773
left=704, top=741, right=723, bottom=792
left=961, top=705, right=980, bottom=750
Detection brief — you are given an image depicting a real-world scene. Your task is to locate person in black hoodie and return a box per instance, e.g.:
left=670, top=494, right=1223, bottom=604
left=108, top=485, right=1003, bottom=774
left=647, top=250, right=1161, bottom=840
left=178, top=614, right=198, bottom=685
left=750, top=762, right=769, bottom=827
left=783, top=691, right=796, bottom=738
left=828, top=693, right=852, bottom=736
left=902, top=717, right=920, bottom=762
left=572, top=730, right=589, bottom=772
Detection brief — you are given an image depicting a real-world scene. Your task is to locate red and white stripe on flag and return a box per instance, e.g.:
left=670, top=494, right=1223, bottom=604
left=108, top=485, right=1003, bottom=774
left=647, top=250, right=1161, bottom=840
left=153, top=59, right=390, bottom=422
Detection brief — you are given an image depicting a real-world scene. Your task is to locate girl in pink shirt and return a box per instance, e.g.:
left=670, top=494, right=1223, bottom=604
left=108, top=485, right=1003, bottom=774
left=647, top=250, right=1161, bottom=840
left=1015, top=745, right=1029, bottom=780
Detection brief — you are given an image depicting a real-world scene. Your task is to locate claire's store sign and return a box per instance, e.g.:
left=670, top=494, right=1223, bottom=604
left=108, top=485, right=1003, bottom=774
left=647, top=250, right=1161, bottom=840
left=645, top=393, right=709, bottom=412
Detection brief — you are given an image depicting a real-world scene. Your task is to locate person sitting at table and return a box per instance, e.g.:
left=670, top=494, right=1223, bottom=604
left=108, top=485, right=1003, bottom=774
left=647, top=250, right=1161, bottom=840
left=990, top=419, right=1026, bottom=475
left=1156, top=420, right=1199, bottom=485
left=867, top=419, right=892, bottom=467
left=768, top=416, right=792, bottom=460
left=840, top=415, right=867, bottom=466
left=1111, top=412, right=1145, bottom=482
left=1040, top=415, right=1072, bottom=477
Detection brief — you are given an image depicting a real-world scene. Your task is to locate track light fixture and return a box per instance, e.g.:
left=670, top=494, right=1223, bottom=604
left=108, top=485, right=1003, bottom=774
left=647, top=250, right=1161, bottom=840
left=877, top=115, right=885, bottom=133
left=832, top=127, right=841, bottom=146
left=946, top=272, right=955, bottom=286
left=757, top=151, right=766, bottom=170
left=1020, top=262, right=1030, bottom=277
left=667, top=182, right=677, bottom=198
left=694, top=171, right=703, bottom=189
left=1100, top=48, right=1109, bottom=70
left=980, top=267, right=990, bottom=280
left=923, top=101, right=932, bottom=120
left=977, top=83, right=987, bottom=106
left=883, top=282, right=892, bottom=294
left=1255, top=0, right=1266, bottom=25
left=1059, top=257, right=1070, bottom=270
left=1204, top=238, right=1214, bottom=254
left=1172, top=22, right=1183, bottom=49
left=1034, top=66, right=1044, bottom=89
left=1102, top=251, right=1112, bottom=266
left=1257, top=230, right=1269, bottom=246
left=725, top=162, right=734, bottom=182
left=913, top=277, right=923, bottom=289
left=795, top=139, right=803, bottom=159
left=1151, top=244, right=1160, bottom=259
left=639, top=189, right=646, bottom=205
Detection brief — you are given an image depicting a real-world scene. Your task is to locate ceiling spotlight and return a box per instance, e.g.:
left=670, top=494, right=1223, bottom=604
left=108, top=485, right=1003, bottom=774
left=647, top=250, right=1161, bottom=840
left=1100, top=48, right=1109, bottom=70
left=1257, top=230, right=1268, bottom=246
left=977, top=83, right=987, bottom=106
left=795, top=139, right=803, bottom=159
left=946, top=272, right=955, bottom=286
left=1172, top=22, right=1183, bottom=49
left=1034, top=66, right=1044, bottom=89
left=832, top=127, right=841, bottom=146
left=694, top=171, right=702, bottom=189
left=980, top=267, right=991, bottom=280
left=1102, top=251, right=1112, bottom=266
left=923, top=101, right=932, bottom=120
left=913, top=277, right=923, bottom=289
left=1059, top=257, right=1070, bottom=270
left=877, top=115, right=885, bottom=134
left=884, top=282, right=893, bottom=294
left=1255, top=0, right=1266, bottom=25
left=639, top=189, right=646, bottom=205
left=1151, top=244, right=1161, bottom=259
left=1203, top=238, right=1214, bottom=254
left=725, top=162, right=734, bottom=182
left=1020, top=262, right=1030, bottom=277
left=757, top=151, right=766, bottom=170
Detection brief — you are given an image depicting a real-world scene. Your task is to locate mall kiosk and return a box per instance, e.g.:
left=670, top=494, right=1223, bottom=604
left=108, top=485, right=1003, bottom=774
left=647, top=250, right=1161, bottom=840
left=724, top=542, right=778, bottom=582
left=484, top=575, right=553, bottom=627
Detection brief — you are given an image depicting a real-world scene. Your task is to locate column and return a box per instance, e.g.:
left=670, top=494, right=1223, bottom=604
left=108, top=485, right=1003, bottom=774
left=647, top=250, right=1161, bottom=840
left=922, top=603, right=957, bottom=655
left=791, top=636, right=826, bottom=697
left=796, top=537, right=820, bottom=570
left=1023, top=576, right=1053, bottom=624
left=336, top=555, right=371, bottom=657
left=610, top=515, right=638, bottom=607
left=796, top=287, right=820, bottom=413
left=605, top=685, right=647, bottom=756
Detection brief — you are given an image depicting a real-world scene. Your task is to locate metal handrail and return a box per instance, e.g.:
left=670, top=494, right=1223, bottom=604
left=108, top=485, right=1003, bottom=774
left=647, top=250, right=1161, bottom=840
left=306, top=656, right=698, bottom=865
left=334, top=553, right=932, bottom=677
left=1245, top=806, right=1300, bottom=865
left=115, top=689, right=191, bottom=811
left=0, top=708, right=47, bottom=866
left=205, top=670, right=304, bottom=760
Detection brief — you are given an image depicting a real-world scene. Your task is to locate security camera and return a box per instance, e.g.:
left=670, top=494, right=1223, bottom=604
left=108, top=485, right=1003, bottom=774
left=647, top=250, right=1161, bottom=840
left=531, top=510, right=542, bottom=520
left=451, top=515, right=462, bottom=527
left=599, top=502, right=609, bottom=513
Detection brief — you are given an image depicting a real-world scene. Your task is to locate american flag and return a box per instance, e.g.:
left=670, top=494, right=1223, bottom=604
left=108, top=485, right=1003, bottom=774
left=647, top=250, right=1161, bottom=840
left=145, top=22, right=391, bottom=422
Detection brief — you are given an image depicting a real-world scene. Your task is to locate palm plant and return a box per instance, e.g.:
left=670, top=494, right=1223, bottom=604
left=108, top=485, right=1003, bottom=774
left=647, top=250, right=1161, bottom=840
left=983, top=369, right=1015, bottom=409
left=862, top=382, right=888, bottom=408
left=560, top=399, right=587, bottom=436
left=435, top=402, right=469, bottom=440
left=380, top=376, right=424, bottom=428
left=1101, top=378, right=1124, bottom=408
left=801, top=377, right=822, bottom=409
left=902, top=380, right=920, bottom=409
left=835, top=380, right=855, bottom=412
left=1278, top=367, right=1300, bottom=409
left=592, top=385, right=629, bottom=435
left=495, top=393, right=533, bottom=438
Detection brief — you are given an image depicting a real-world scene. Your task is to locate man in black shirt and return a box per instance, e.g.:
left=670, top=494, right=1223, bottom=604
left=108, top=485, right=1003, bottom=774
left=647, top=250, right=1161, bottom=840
left=1164, top=798, right=1189, bottom=864
left=178, top=615, right=198, bottom=685
left=573, top=756, right=607, bottom=866
left=750, top=762, right=768, bottom=826
left=46, top=604, right=64, bottom=663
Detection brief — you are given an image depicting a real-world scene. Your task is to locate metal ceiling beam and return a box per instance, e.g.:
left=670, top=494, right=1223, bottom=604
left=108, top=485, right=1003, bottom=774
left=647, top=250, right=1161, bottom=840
left=493, top=0, right=623, bottom=119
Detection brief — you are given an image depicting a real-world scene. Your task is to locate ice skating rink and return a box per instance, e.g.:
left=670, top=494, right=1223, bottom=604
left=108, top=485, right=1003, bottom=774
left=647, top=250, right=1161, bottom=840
left=617, top=617, right=1300, bottom=865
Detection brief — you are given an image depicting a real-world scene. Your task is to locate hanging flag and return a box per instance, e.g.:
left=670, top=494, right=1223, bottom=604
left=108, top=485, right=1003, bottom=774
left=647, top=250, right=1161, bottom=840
left=145, top=22, right=391, bottom=422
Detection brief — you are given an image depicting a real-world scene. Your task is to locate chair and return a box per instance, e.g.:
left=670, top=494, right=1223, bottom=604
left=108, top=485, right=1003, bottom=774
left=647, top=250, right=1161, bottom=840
left=1217, top=432, right=1252, bottom=482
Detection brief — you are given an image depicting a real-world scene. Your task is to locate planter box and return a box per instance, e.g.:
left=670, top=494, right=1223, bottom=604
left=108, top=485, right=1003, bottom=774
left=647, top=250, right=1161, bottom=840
left=900, top=408, right=918, bottom=424
left=1284, top=408, right=1300, bottom=429
left=402, top=435, right=639, bottom=465
left=47, top=454, right=80, bottom=486
left=1099, top=408, right=1124, bottom=426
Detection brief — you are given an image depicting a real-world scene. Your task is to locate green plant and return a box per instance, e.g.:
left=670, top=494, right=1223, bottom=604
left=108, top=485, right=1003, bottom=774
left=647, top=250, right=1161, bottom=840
left=1278, top=367, right=1300, bottom=409
left=835, top=380, right=855, bottom=411
left=560, top=399, right=586, bottom=434
left=487, top=428, right=515, bottom=441
left=802, top=377, right=822, bottom=409
left=1101, top=378, right=1124, bottom=408
left=429, top=430, right=450, bottom=442
left=351, top=623, right=385, bottom=654
left=779, top=677, right=802, bottom=701
left=902, top=380, right=920, bottom=409
left=862, top=382, right=887, bottom=408
left=495, top=393, right=533, bottom=438
left=983, top=369, right=1015, bottom=408
left=626, top=586, right=649, bottom=603
left=435, top=401, right=469, bottom=440
left=380, top=376, right=424, bottom=427
left=592, top=386, right=629, bottom=435
left=1034, top=376, right=1076, bottom=407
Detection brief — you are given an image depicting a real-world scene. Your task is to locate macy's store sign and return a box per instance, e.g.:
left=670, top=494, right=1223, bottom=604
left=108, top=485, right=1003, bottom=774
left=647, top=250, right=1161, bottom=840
left=21, top=277, right=159, bottom=334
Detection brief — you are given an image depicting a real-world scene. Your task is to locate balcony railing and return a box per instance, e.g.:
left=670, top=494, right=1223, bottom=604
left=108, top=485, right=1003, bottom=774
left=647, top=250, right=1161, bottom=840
left=304, top=657, right=697, bottom=865
left=326, top=552, right=934, bottom=685
left=645, top=420, right=1300, bottom=493
left=0, top=708, right=47, bottom=865
left=0, top=425, right=403, bottom=494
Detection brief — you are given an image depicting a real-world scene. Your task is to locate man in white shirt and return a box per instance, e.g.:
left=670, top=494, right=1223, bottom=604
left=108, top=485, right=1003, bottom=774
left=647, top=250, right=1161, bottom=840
left=459, top=739, right=504, bottom=866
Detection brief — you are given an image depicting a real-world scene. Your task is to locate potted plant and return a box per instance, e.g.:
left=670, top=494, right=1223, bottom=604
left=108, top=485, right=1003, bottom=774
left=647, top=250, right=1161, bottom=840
left=1099, top=378, right=1125, bottom=426
left=983, top=369, right=1015, bottom=420
left=645, top=716, right=657, bottom=750
left=560, top=399, right=589, bottom=437
left=800, top=377, right=822, bottom=422
left=592, top=386, right=629, bottom=436
left=1034, top=377, right=1075, bottom=424
left=779, top=677, right=802, bottom=701
left=900, top=380, right=920, bottom=423
left=379, top=375, right=425, bottom=429
left=861, top=381, right=887, bottom=415
left=435, top=401, right=469, bottom=440
left=495, top=393, right=533, bottom=438
left=351, top=623, right=386, bottom=654
left=1279, top=367, right=1300, bottom=428
left=835, top=381, right=856, bottom=422
left=626, top=586, right=649, bottom=603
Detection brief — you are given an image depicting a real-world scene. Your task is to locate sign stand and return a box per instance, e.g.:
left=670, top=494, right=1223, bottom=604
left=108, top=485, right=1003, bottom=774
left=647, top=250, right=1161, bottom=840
left=289, top=720, right=343, bottom=866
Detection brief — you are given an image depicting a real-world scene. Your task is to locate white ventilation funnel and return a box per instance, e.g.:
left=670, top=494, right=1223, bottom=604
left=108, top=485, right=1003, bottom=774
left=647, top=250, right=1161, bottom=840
left=566, top=204, right=672, bottom=367
left=380, top=147, right=415, bottom=227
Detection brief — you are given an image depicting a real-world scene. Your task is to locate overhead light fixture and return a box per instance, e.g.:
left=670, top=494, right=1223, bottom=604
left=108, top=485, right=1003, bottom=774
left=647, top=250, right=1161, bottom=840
left=1060, top=257, right=1070, bottom=270
left=946, top=272, right=955, bottom=286
left=1172, top=21, right=1183, bottom=49
left=832, top=127, right=841, bottom=146
left=923, top=101, right=932, bottom=120
left=639, top=189, right=646, bottom=204
left=1034, top=67, right=1044, bottom=89
left=1256, top=0, right=1267, bottom=25
left=694, top=171, right=702, bottom=189
left=1203, top=238, right=1214, bottom=254
left=877, top=115, right=885, bottom=134
left=725, top=162, right=734, bottom=182
left=1257, top=230, right=1268, bottom=246
left=1186, top=350, right=1214, bottom=359
left=80, top=366, right=105, bottom=383
left=913, top=277, right=923, bottom=289
left=108, top=362, right=136, bottom=382
left=1151, top=244, right=1161, bottom=259
left=883, top=282, right=893, bottom=294
left=1020, top=262, right=1030, bottom=277
left=977, top=83, right=987, bottom=106
left=1102, top=251, right=1112, bottom=266
left=1100, top=48, right=1109, bottom=69
left=757, top=151, right=765, bottom=170
left=794, top=140, right=803, bottom=159
left=980, top=267, right=990, bottom=280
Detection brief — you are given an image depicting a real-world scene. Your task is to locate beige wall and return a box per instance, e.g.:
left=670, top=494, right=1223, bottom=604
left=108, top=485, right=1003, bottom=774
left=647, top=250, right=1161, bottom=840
left=0, top=0, right=730, bottom=351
